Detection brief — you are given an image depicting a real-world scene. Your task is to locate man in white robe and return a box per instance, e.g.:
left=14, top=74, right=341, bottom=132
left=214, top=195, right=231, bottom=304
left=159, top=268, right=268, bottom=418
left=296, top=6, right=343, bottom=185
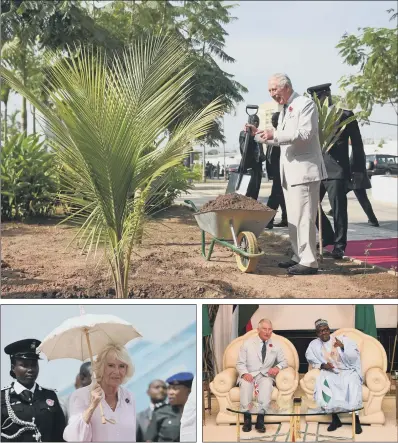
left=305, top=319, right=363, bottom=434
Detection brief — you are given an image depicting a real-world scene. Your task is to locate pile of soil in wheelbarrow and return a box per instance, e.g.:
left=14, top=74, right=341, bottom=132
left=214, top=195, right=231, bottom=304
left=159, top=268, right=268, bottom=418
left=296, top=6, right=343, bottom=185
left=200, top=193, right=273, bottom=212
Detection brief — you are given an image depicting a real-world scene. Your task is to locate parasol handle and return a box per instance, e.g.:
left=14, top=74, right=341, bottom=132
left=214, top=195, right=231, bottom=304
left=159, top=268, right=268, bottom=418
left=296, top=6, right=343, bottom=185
left=84, top=330, right=107, bottom=425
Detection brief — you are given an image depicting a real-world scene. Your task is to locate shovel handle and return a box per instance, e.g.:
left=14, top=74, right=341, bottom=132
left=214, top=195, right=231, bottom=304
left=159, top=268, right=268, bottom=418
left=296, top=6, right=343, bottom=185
left=85, top=330, right=107, bottom=425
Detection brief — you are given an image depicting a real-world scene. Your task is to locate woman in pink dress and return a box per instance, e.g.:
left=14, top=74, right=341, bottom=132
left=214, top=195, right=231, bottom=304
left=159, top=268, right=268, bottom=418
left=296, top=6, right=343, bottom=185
left=64, top=344, right=136, bottom=442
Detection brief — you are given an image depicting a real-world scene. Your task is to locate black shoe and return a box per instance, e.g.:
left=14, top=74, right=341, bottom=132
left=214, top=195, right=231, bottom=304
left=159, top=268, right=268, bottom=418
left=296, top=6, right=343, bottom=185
left=287, top=264, right=318, bottom=275
left=274, top=220, right=288, bottom=228
left=255, top=415, right=266, bottom=433
left=368, top=219, right=379, bottom=227
left=355, top=415, right=363, bottom=434
left=331, top=248, right=345, bottom=259
left=278, top=260, right=298, bottom=269
left=327, top=414, right=342, bottom=432
left=265, top=220, right=274, bottom=229
left=242, top=414, right=252, bottom=432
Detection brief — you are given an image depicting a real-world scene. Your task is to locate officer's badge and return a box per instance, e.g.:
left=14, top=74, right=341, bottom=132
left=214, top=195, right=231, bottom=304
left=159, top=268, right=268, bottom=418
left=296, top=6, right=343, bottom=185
left=46, top=399, right=55, bottom=407
left=31, top=342, right=36, bottom=350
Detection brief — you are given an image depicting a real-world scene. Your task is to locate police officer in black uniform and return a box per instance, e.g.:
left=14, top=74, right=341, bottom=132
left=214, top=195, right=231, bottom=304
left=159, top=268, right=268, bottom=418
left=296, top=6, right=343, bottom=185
left=145, top=372, right=193, bottom=442
left=1, top=339, right=65, bottom=442
left=239, top=114, right=265, bottom=200
left=307, top=83, right=367, bottom=259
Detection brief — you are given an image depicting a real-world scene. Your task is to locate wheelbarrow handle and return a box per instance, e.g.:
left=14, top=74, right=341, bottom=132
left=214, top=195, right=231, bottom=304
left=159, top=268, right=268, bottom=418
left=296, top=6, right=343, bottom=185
left=184, top=199, right=199, bottom=212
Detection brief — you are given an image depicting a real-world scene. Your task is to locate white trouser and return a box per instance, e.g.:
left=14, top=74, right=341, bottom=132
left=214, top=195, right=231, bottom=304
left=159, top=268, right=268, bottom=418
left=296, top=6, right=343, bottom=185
left=282, top=178, right=321, bottom=268
left=239, top=374, right=273, bottom=411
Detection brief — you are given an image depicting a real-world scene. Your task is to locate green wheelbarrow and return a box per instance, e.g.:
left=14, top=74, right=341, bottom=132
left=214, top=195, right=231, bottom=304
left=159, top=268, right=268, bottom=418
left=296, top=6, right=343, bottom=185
left=185, top=200, right=276, bottom=273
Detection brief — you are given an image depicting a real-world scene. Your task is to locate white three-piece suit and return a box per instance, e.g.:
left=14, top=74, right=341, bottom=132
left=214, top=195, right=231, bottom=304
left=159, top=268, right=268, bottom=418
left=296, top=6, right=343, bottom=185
left=236, top=335, right=287, bottom=411
left=256, top=91, right=327, bottom=268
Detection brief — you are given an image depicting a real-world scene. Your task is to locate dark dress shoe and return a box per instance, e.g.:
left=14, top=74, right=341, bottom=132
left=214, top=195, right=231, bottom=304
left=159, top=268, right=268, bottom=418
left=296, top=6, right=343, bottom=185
left=287, top=264, right=318, bottom=275
left=278, top=260, right=298, bottom=269
left=242, top=414, right=252, bottom=432
left=331, top=248, right=345, bottom=259
left=255, top=414, right=266, bottom=433
left=355, top=415, right=363, bottom=434
left=327, top=413, right=342, bottom=432
left=273, top=220, right=288, bottom=228
left=265, top=220, right=274, bottom=229
left=368, top=219, right=379, bottom=227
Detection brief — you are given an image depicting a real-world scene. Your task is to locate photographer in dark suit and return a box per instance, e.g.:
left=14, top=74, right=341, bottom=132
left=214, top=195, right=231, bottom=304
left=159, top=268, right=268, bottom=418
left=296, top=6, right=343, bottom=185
left=265, top=112, right=287, bottom=229
left=307, top=83, right=367, bottom=259
left=239, top=114, right=265, bottom=200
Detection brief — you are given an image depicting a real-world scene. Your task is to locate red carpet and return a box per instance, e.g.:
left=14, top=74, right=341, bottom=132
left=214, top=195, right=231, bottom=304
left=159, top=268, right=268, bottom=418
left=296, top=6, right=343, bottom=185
left=327, top=238, right=398, bottom=271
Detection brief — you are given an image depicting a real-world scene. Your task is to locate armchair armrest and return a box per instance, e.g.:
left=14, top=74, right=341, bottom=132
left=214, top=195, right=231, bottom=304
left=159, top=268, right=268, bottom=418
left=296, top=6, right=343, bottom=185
left=301, top=368, right=320, bottom=394
left=365, top=367, right=390, bottom=394
left=211, top=368, right=238, bottom=395
left=275, top=367, right=296, bottom=392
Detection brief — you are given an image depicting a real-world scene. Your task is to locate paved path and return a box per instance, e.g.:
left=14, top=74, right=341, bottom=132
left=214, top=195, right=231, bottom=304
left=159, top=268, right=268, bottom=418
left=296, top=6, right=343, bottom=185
left=177, top=180, right=398, bottom=242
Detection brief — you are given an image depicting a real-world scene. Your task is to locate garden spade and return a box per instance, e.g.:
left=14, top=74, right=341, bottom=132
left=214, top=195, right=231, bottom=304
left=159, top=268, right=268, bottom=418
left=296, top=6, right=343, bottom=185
left=226, top=104, right=259, bottom=195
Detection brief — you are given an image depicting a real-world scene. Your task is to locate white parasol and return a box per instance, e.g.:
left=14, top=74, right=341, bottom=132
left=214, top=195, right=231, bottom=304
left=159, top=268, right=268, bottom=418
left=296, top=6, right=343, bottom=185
left=37, top=307, right=142, bottom=424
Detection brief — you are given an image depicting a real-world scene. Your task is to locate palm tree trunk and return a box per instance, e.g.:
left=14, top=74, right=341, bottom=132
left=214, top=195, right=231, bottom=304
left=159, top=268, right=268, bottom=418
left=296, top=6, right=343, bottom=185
left=32, top=106, right=36, bottom=134
left=22, top=48, right=28, bottom=133
left=4, top=102, right=8, bottom=140
left=21, top=97, right=27, bottom=134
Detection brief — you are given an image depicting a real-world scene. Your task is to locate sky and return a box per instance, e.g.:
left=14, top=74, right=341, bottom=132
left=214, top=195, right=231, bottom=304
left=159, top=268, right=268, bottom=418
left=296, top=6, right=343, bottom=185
left=5, top=0, right=398, bottom=151
left=1, top=304, right=196, bottom=392
left=217, top=1, right=398, bottom=152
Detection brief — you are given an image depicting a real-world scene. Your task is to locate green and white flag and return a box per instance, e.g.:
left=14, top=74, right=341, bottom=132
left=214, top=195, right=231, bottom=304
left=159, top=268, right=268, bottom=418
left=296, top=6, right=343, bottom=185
left=322, top=379, right=332, bottom=404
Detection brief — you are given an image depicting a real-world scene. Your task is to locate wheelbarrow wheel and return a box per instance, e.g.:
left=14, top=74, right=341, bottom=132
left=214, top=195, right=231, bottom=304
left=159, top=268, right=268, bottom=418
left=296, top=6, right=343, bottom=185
left=235, top=231, right=259, bottom=273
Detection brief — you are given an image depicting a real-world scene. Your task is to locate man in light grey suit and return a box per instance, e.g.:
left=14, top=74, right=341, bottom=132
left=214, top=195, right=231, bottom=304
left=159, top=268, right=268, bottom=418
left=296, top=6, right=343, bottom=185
left=253, top=73, right=327, bottom=275
left=236, top=319, right=287, bottom=433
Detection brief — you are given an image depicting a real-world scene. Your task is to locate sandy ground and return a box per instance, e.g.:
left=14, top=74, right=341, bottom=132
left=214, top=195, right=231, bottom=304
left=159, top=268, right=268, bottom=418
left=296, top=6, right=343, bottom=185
left=1, top=206, right=397, bottom=298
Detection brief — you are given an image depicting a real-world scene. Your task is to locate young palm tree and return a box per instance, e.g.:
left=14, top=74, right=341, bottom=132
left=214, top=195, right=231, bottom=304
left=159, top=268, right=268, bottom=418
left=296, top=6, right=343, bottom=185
left=313, top=94, right=357, bottom=261
left=1, top=36, right=223, bottom=297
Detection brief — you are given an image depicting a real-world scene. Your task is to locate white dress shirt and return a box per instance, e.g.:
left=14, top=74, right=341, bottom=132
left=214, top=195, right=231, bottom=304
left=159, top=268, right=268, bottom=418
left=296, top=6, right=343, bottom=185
left=13, top=380, right=37, bottom=395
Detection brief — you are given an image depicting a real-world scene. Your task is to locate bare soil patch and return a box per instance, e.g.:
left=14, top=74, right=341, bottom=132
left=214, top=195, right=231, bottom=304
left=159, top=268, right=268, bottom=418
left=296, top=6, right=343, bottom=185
left=1, top=206, right=397, bottom=298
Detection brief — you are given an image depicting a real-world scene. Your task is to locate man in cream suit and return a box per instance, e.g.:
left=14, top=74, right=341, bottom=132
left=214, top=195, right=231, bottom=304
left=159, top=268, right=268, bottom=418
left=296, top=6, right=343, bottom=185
left=236, top=319, right=287, bottom=433
left=253, top=73, right=327, bottom=275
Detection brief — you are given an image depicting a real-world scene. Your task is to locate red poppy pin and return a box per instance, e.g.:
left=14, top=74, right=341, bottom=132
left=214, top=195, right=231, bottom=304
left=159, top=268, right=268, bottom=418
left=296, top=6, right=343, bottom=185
left=288, top=106, right=293, bottom=112
left=269, top=344, right=273, bottom=348
left=46, top=399, right=55, bottom=407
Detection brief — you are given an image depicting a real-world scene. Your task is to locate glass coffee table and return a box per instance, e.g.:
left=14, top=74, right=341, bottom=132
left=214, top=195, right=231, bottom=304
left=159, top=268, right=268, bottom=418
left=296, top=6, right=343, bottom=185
left=227, top=398, right=363, bottom=442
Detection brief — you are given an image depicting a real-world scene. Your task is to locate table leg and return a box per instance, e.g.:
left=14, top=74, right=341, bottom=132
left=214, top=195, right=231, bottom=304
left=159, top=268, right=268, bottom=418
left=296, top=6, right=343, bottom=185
left=352, top=412, right=355, bottom=441
left=289, top=415, right=295, bottom=442
left=236, top=414, right=240, bottom=442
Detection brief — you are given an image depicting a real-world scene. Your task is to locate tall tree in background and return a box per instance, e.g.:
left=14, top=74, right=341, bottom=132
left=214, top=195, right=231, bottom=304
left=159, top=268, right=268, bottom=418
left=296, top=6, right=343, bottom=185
left=336, top=9, right=398, bottom=121
left=93, top=0, right=246, bottom=146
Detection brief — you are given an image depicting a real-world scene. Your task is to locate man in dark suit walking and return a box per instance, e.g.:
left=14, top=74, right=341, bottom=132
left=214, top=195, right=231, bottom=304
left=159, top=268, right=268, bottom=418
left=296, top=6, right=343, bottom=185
left=265, top=112, right=287, bottom=229
left=136, top=379, right=167, bottom=442
left=307, top=83, right=367, bottom=259
left=239, top=114, right=265, bottom=200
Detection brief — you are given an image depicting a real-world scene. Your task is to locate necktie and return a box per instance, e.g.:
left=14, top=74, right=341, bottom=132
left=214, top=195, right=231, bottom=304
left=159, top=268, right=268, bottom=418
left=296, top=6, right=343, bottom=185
left=282, top=104, right=288, bottom=120
left=20, top=389, right=33, bottom=403
left=262, top=341, right=267, bottom=363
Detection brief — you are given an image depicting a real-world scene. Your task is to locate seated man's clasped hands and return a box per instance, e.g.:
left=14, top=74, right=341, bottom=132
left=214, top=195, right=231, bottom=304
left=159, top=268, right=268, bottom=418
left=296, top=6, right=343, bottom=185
left=236, top=319, right=287, bottom=434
